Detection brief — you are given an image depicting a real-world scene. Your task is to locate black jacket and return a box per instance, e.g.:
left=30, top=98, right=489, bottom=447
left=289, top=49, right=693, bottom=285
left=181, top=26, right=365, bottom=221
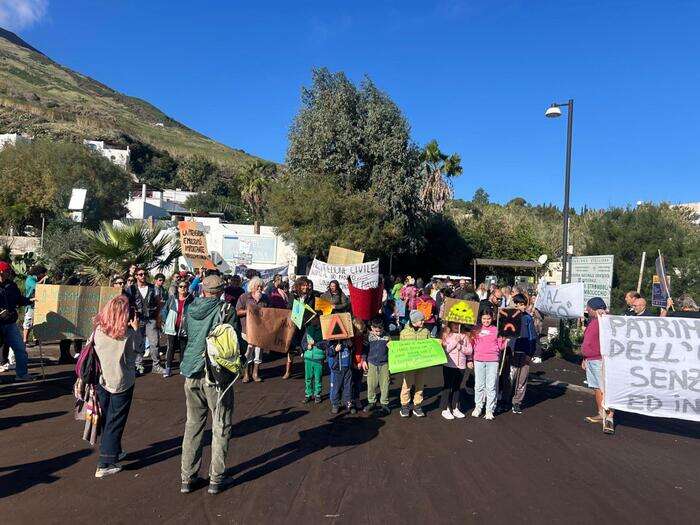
left=0, top=280, right=31, bottom=325
left=126, top=283, right=160, bottom=320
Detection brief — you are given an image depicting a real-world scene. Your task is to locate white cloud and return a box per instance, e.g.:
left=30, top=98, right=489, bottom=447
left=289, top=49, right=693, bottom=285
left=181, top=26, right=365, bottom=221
left=0, top=0, right=48, bottom=30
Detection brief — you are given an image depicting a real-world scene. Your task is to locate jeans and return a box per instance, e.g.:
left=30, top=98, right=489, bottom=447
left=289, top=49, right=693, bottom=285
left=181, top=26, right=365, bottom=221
left=0, top=323, right=28, bottom=376
left=166, top=334, right=187, bottom=369
left=439, top=366, right=465, bottom=411
left=135, top=319, right=160, bottom=367
left=96, top=385, right=134, bottom=466
left=474, top=361, right=499, bottom=413
left=329, top=367, right=352, bottom=407
left=181, top=375, right=234, bottom=485
left=304, top=359, right=323, bottom=397
left=367, top=363, right=390, bottom=405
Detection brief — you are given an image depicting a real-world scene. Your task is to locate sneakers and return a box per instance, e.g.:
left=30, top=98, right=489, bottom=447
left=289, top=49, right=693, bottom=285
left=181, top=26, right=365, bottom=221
left=441, top=409, right=454, bottom=420
left=181, top=481, right=194, bottom=494
left=314, top=395, right=322, bottom=404
left=603, top=415, right=615, bottom=435
left=412, top=406, right=425, bottom=418
left=511, top=404, right=523, bottom=415
left=484, top=411, right=495, bottom=420
left=330, top=405, right=339, bottom=414
left=349, top=406, right=357, bottom=415
left=531, top=356, right=542, bottom=364
left=452, top=408, right=466, bottom=419
left=162, top=367, right=172, bottom=378
left=208, top=482, right=223, bottom=495
left=471, top=406, right=482, bottom=418
left=14, top=374, right=35, bottom=382
left=303, top=396, right=312, bottom=404
left=363, top=402, right=375, bottom=413
left=400, top=405, right=411, bottom=418
left=152, top=363, right=165, bottom=375
left=0, top=363, right=8, bottom=372
left=95, top=464, right=122, bottom=478
left=585, top=414, right=604, bottom=423
left=380, top=404, right=391, bottom=415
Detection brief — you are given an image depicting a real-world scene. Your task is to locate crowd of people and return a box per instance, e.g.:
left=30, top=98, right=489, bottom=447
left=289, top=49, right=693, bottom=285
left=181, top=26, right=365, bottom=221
left=2, top=261, right=698, bottom=490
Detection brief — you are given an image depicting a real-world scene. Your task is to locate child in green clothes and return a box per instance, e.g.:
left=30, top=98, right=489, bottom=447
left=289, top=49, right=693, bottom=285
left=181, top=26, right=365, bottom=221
left=302, top=325, right=324, bottom=404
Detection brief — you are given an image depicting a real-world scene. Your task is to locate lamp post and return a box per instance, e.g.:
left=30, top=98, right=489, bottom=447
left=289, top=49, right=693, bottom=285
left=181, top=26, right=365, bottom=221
left=545, top=99, right=574, bottom=284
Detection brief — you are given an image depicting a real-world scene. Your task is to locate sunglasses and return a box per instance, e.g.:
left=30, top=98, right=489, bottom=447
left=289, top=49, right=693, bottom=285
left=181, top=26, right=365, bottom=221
left=178, top=284, right=187, bottom=288
left=136, top=272, right=146, bottom=276
left=115, top=280, right=124, bottom=285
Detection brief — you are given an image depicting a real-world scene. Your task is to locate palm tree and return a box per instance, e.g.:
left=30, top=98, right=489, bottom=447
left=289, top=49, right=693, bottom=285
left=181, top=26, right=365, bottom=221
left=241, top=160, right=274, bottom=233
left=419, top=139, right=463, bottom=213
left=66, top=220, right=181, bottom=285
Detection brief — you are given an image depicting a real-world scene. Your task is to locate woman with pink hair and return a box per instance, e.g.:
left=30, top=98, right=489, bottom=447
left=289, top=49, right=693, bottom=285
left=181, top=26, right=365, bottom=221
left=92, top=295, right=142, bottom=478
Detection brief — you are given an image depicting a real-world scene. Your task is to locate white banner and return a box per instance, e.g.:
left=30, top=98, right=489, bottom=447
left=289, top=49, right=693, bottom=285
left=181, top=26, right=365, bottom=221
left=570, top=255, right=614, bottom=308
left=534, top=280, right=584, bottom=319
left=308, top=259, right=379, bottom=295
left=599, top=315, right=700, bottom=422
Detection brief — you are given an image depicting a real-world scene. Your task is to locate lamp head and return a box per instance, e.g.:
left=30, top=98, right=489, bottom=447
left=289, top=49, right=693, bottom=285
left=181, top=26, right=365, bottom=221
left=545, top=104, right=562, bottom=118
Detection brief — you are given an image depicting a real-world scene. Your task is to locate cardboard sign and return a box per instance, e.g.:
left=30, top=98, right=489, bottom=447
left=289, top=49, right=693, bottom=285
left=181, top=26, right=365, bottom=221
left=497, top=308, right=522, bottom=338
left=33, top=284, right=120, bottom=341
left=314, top=296, right=334, bottom=316
left=651, top=274, right=671, bottom=308
left=415, top=300, right=433, bottom=321
left=291, top=299, right=305, bottom=329
left=178, top=221, right=209, bottom=268
left=327, top=245, right=364, bottom=265
left=600, top=315, right=700, bottom=422
left=245, top=306, right=296, bottom=354
left=388, top=339, right=447, bottom=373
left=534, top=280, right=584, bottom=318
left=320, top=313, right=354, bottom=341
left=443, top=298, right=479, bottom=325
left=308, top=259, right=379, bottom=295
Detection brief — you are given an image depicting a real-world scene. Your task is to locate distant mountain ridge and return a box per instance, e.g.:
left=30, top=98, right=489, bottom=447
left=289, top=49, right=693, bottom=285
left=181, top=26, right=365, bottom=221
left=0, top=27, right=264, bottom=167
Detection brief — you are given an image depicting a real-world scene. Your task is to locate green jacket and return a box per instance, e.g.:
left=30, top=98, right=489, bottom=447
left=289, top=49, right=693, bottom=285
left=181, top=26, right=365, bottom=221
left=180, top=297, right=234, bottom=378
left=399, top=324, right=431, bottom=341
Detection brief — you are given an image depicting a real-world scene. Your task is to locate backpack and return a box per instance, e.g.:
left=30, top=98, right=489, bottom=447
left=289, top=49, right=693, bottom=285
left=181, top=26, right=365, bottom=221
left=74, top=330, right=101, bottom=398
left=204, top=304, right=242, bottom=404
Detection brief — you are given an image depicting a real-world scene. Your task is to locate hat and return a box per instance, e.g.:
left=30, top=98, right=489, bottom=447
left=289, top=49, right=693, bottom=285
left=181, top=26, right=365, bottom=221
left=0, top=261, right=11, bottom=273
left=587, top=297, right=607, bottom=311
left=202, top=275, right=224, bottom=295
left=409, top=309, right=425, bottom=324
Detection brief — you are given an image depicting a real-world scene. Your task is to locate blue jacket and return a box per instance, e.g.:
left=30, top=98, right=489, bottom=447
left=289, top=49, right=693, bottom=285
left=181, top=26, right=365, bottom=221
left=367, top=333, right=390, bottom=366
left=324, top=340, right=352, bottom=371
left=513, top=312, right=537, bottom=356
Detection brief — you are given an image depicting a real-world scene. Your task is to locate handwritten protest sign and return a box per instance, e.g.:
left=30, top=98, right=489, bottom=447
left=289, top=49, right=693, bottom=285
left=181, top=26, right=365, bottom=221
left=178, top=221, right=209, bottom=268
left=388, top=339, right=447, bottom=374
left=320, top=313, right=354, bottom=340
left=570, top=255, right=614, bottom=307
left=443, top=298, right=479, bottom=324
left=534, top=280, right=584, bottom=318
left=291, top=299, right=305, bottom=329
left=327, top=245, right=364, bottom=265
left=308, top=259, right=379, bottom=295
left=497, top=308, right=522, bottom=338
left=599, top=315, right=700, bottom=422
left=33, top=284, right=120, bottom=341
left=651, top=275, right=671, bottom=308
left=245, top=306, right=296, bottom=354
left=314, top=297, right=334, bottom=316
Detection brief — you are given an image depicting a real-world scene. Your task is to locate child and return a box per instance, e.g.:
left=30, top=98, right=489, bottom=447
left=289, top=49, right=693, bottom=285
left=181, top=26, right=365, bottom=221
left=439, top=322, right=473, bottom=420
left=326, top=337, right=353, bottom=414
left=350, top=318, right=367, bottom=414
left=471, top=310, right=506, bottom=420
left=508, top=294, right=537, bottom=414
left=398, top=310, right=431, bottom=418
left=363, top=317, right=391, bottom=415
left=302, top=325, right=325, bottom=404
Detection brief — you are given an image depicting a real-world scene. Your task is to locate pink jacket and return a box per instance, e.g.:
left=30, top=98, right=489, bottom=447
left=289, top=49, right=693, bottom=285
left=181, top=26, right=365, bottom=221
left=441, top=332, right=473, bottom=369
left=472, top=325, right=505, bottom=362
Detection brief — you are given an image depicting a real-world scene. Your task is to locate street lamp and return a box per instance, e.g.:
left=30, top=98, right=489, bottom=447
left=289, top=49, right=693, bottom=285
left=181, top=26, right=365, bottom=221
left=545, top=99, right=574, bottom=284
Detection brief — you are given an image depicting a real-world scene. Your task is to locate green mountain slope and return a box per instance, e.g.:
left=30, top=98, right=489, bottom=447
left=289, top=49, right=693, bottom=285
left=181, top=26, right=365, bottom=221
left=0, top=27, right=263, bottom=166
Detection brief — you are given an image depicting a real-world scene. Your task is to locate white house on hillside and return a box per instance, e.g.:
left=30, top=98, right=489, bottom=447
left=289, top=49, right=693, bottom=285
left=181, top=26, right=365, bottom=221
left=83, top=140, right=130, bottom=169
left=0, top=133, right=32, bottom=149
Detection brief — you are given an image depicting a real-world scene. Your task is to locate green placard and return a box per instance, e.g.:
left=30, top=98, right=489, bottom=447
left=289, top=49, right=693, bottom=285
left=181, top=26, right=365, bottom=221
left=388, top=338, right=447, bottom=374
left=291, top=299, right=304, bottom=329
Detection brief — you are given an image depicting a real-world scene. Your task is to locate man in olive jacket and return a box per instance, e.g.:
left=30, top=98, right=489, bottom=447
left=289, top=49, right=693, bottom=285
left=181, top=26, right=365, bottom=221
left=180, top=275, right=235, bottom=495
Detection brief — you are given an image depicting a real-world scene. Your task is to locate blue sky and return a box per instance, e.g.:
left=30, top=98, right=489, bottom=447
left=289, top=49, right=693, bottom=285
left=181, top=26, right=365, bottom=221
left=4, top=0, right=699, bottom=208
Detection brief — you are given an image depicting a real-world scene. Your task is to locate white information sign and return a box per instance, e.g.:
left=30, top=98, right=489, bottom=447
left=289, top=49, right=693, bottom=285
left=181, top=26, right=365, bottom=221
left=570, top=255, right=614, bottom=307
left=599, top=314, right=700, bottom=422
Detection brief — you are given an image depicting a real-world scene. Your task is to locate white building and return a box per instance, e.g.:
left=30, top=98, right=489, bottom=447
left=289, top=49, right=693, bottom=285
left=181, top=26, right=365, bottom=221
left=126, top=185, right=194, bottom=220
left=0, top=133, right=31, bottom=149
left=83, top=140, right=130, bottom=169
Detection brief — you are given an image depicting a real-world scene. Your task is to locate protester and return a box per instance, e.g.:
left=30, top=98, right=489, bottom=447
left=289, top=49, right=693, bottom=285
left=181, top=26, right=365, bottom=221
left=527, top=293, right=544, bottom=364
left=661, top=295, right=700, bottom=318
left=320, top=280, right=350, bottom=313
left=287, top=277, right=317, bottom=379
left=111, top=275, right=126, bottom=291
left=623, top=291, right=641, bottom=315
left=476, top=283, right=488, bottom=301
left=0, top=261, right=34, bottom=381
left=507, top=294, right=537, bottom=415
left=180, top=275, right=235, bottom=495
left=125, top=267, right=162, bottom=375
left=268, top=277, right=289, bottom=309
left=439, top=322, right=472, bottom=420
left=22, top=265, right=46, bottom=346
left=224, top=274, right=245, bottom=306
left=399, top=310, right=431, bottom=418
left=92, top=295, right=141, bottom=478
left=162, top=281, right=193, bottom=378
left=453, top=279, right=479, bottom=301
left=364, top=317, right=391, bottom=414
left=302, top=324, right=324, bottom=404
left=581, top=297, right=614, bottom=434
left=325, top=336, right=354, bottom=414
left=471, top=310, right=505, bottom=420
left=235, top=276, right=268, bottom=383
left=478, top=288, right=502, bottom=319
left=501, top=286, right=512, bottom=307
left=632, top=296, right=651, bottom=316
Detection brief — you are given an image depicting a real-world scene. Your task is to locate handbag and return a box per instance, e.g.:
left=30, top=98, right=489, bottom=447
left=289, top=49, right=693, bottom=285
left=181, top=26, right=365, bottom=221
left=163, top=308, right=178, bottom=336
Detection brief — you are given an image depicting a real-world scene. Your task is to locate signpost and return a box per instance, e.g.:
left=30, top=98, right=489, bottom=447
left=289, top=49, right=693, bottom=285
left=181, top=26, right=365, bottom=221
left=570, top=255, right=614, bottom=307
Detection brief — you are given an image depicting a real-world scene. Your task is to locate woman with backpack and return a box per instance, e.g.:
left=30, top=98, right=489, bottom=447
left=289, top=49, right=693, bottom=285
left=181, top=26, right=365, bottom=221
left=92, top=295, right=142, bottom=478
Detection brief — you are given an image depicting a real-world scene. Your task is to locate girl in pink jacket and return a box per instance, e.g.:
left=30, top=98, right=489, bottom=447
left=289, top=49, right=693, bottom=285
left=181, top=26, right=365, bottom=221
left=439, top=322, right=473, bottom=420
left=471, top=310, right=506, bottom=420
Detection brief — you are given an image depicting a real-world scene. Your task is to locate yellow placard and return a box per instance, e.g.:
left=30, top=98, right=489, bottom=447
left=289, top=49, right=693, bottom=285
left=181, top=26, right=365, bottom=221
left=314, top=297, right=334, bottom=316
left=327, top=245, right=364, bottom=265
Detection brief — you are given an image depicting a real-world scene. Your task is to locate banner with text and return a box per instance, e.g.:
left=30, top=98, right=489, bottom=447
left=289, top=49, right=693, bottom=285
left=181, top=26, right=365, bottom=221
left=308, top=259, right=379, bottom=295
left=570, top=255, right=614, bottom=307
left=534, top=280, right=584, bottom=319
left=599, top=314, right=700, bottom=422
